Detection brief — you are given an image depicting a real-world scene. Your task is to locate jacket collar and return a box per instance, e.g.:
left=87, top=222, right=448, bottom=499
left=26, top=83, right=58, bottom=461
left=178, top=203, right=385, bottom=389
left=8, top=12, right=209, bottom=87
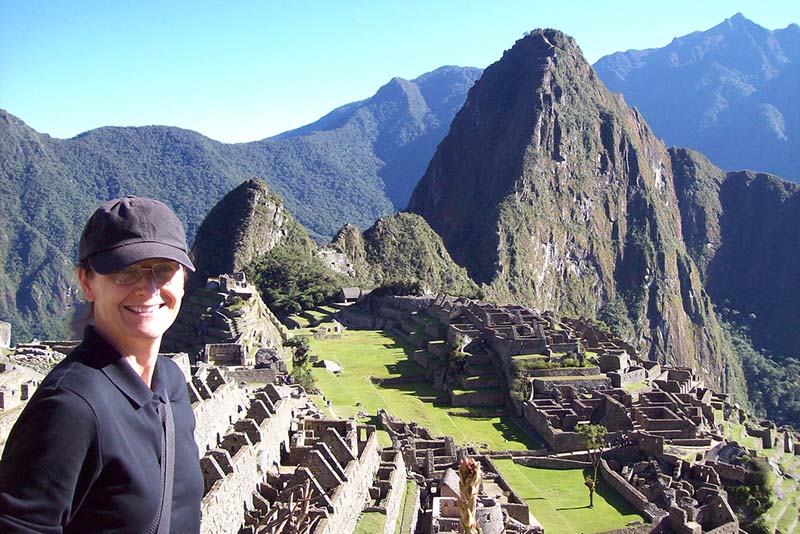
left=81, top=326, right=167, bottom=408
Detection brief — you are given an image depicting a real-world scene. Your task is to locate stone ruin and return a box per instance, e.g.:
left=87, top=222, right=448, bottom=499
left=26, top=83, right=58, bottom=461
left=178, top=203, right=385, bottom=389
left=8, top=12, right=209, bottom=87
left=312, top=320, right=343, bottom=340
left=2, top=284, right=798, bottom=533
left=0, top=341, right=69, bottom=418
left=163, top=272, right=288, bottom=362
left=522, top=370, right=715, bottom=453
left=379, top=410, right=543, bottom=533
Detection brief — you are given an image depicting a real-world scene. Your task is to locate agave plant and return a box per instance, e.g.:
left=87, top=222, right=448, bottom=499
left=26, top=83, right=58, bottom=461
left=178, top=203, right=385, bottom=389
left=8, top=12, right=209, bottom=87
left=458, top=456, right=482, bottom=534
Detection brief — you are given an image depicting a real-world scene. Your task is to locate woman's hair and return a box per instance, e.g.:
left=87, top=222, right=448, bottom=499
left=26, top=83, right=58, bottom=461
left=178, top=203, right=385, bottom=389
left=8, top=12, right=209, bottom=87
left=70, top=261, right=95, bottom=337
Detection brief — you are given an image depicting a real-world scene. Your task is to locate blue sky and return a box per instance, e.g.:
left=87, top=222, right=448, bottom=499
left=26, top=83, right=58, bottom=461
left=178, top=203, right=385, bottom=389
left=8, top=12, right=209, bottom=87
left=1, top=0, right=798, bottom=142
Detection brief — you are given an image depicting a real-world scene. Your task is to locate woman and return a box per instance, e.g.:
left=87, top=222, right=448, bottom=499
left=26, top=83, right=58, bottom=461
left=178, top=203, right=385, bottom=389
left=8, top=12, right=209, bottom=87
left=0, top=196, right=204, bottom=533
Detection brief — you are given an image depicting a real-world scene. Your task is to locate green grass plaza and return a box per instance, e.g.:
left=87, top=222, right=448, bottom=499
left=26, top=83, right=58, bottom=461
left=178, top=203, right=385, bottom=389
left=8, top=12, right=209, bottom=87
left=292, top=323, right=645, bottom=532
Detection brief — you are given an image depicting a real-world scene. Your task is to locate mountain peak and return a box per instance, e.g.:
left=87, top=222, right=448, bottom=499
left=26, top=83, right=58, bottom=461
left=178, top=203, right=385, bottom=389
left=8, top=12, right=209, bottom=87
left=190, top=179, right=289, bottom=288
left=408, top=28, right=735, bottom=389
left=713, top=12, right=764, bottom=34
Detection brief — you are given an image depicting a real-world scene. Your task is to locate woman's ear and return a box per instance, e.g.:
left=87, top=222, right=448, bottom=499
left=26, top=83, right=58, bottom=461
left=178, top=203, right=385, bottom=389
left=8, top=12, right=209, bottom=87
left=77, top=268, right=97, bottom=303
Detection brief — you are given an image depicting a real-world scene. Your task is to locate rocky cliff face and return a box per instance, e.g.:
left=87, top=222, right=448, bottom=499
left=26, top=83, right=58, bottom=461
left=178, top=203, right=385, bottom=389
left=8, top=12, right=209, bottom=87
left=671, top=148, right=800, bottom=356
left=190, top=179, right=289, bottom=288
left=408, top=29, right=742, bottom=392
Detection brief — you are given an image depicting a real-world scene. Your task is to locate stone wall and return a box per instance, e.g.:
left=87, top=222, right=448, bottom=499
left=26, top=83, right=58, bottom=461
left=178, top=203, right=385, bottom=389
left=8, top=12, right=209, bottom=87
left=529, top=366, right=602, bottom=377
left=318, top=428, right=381, bottom=534
left=382, top=295, right=436, bottom=311
left=599, top=459, right=662, bottom=521
left=191, top=368, right=249, bottom=455
left=381, top=451, right=408, bottom=534
left=706, top=461, right=747, bottom=483
left=638, top=432, right=665, bottom=456
left=200, top=436, right=261, bottom=534
left=449, top=389, right=505, bottom=407
left=513, top=456, right=590, bottom=469
left=609, top=367, right=647, bottom=388
left=199, top=384, right=301, bottom=534
left=532, top=376, right=612, bottom=395
left=227, top=368, right=279, bottom=385
left=206, top=343, right=246, bottom=366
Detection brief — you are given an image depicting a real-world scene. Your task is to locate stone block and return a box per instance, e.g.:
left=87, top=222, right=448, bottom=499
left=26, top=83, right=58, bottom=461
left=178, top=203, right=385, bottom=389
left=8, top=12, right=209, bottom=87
left=247, top=399, right=272, bottom=423
left=192, top=376, right=213, bottom=400
left=205, top=367, right=227, bottom=392
left=264, top=383, right=283, bottom=405
left=208, top=448, right=234, bottom=475
left=220, top=431, right=252, bottom=459
left=200, top=454, right=227, bottom=495
left=322, top=427, right=357, bottom=466
left=234, top=418, right=263, bottom=445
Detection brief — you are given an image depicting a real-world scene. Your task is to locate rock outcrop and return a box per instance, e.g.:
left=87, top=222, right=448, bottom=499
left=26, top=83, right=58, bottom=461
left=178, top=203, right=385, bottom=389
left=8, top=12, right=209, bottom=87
left=190, top=179, right=289, bottom=290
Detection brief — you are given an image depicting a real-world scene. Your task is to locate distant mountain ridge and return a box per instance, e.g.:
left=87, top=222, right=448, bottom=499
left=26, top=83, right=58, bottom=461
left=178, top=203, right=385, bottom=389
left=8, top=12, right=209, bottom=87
left=0, top=65, right=481, bottom=341
left=594, top=13, right=800, bottom=182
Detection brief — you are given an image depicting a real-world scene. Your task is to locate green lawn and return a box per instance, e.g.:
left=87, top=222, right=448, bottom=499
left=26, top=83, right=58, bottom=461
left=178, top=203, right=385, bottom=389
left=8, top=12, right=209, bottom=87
left=288, top=314, right=310, bottom=327
left=396, top=480, right=419, bottom=533
left=303, top=328, right=540, bottom=450
left=353, top=511, right=386, bottom=534
left=493, top=459, right=645, bottom=534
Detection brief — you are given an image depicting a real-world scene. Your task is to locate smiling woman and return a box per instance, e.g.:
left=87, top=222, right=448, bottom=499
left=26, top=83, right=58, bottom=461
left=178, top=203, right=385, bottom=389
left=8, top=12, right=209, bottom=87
left=0, top=197, right=203, bottom=533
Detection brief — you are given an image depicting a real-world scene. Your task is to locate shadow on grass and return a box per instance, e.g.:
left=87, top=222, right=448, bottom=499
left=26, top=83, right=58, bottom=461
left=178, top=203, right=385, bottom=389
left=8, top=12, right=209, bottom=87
left=384, top=358, right=427, bottom=377
left=581, top=467, right=644, bottom=518
left=492, top=418, right=543, bottom=450
left=377, top=380, right=441, bottom=401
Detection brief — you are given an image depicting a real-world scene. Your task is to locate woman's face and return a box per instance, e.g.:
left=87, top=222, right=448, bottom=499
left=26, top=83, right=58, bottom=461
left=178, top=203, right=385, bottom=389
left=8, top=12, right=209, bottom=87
left=78, top=258, right=184, bottom=352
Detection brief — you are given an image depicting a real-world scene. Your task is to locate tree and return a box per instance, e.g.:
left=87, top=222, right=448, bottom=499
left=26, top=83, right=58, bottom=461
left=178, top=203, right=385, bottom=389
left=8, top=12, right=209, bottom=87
left=284, top=336, right=310, bottom=367
left=283, top=336, right=316, bottom=392
left=576, top=424, right=607, bottom=508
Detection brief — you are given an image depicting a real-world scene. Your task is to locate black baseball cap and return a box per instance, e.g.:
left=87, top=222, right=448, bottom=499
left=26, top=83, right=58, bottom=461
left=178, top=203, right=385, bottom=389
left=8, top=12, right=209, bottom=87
left=78, top=196, right=195, bottom=274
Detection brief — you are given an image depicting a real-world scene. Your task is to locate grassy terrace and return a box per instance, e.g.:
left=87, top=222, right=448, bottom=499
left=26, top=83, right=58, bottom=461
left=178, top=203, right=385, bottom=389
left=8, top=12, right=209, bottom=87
left=715, top=409, right=800, bottom=533
left=353, top=511, right=385, bottom=533
left=765, top=451, right=800, bottom=534
left=494, top=460, right=644, bottom=533
left=300, top=326, right=538, bottom=450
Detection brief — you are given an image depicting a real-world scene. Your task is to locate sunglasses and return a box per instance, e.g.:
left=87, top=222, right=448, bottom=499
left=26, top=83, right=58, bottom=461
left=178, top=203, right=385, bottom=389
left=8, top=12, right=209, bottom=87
left=111, top=262, right=182, bottom=286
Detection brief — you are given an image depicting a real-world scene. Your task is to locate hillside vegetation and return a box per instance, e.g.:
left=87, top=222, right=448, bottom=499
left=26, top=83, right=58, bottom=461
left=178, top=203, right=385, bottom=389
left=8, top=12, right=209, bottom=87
left=330, top=213, right=481, bottom=298
left=0, top=66, right=480, bottom=341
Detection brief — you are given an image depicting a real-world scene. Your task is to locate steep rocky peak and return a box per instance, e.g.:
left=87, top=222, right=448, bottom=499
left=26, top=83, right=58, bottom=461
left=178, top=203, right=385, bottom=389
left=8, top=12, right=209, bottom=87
left=408, top=28, right=737, bottom=392
left=190, top=179, right=288, bottom=288
left=717, top=12, right=763, bottom=33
